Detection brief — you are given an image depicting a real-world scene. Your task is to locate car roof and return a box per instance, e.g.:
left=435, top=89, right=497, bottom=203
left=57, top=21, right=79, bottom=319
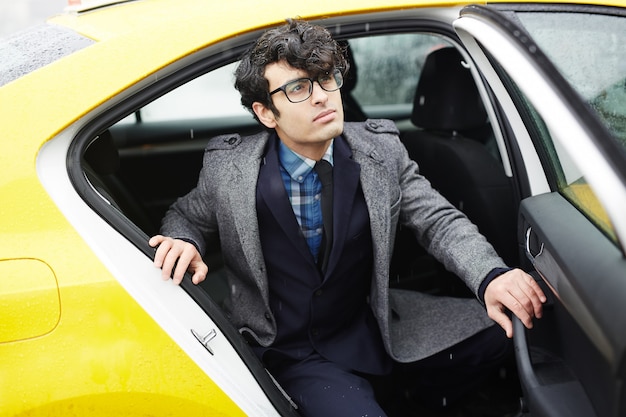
left=49, top=0, right=626, bottom=42
left=51, top=0, right=461, bottom=43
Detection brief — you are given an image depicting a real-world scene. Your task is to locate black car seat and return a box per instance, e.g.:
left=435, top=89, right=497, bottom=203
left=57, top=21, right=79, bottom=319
left=400, top=46, right=517, bottom=267
left=83, top=131, right=157, bottom=234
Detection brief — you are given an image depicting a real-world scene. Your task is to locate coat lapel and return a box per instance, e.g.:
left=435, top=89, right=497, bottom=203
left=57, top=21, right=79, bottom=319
left=346, top=136, right=393, bottom=272
left=225, top=133, right=271, bottom=301
left=342, top=126, right=395, bottom=348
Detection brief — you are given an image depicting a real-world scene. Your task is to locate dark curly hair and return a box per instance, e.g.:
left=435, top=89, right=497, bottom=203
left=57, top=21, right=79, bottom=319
left=234, top=19, right=348, bottom=120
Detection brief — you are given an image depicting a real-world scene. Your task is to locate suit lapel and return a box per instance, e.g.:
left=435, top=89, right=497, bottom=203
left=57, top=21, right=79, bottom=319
left=256, top=135, right=316, bottom=263
left=325, top=136, right=361, bottom=275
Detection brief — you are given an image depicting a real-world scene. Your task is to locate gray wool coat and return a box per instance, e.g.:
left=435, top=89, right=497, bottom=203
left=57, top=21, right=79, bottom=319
left=161, top=119, right=506, bottom=363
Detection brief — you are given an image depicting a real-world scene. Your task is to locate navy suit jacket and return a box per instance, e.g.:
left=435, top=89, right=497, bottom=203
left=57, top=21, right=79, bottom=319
left=255, top=133, right=391, bottom=374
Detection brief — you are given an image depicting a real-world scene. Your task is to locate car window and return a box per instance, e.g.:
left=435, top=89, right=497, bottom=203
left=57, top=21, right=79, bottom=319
left=119, top=61, right=249, bottom=124
left=515, top=12, right=626, bottom=149
left=121, top=33, right=455, bottom=124
left=348, top=34, right=454, bottom=118
left=510, top=79, right=617, bottom=243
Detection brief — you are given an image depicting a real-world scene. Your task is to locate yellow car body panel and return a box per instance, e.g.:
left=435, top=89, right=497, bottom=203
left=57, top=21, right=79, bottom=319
left=2, top=278, right=243, bottom=416
left=0, top=212, right=244, bottom=415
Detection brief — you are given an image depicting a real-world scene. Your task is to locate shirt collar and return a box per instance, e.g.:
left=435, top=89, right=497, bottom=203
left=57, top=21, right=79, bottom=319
left=278, top=139, right=334, bottom=183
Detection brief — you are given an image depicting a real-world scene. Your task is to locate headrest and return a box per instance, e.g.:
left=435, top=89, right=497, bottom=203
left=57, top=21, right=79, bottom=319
left=411, top=47, right=487, bottom=131
left=84, top=130, right=120, bottom=175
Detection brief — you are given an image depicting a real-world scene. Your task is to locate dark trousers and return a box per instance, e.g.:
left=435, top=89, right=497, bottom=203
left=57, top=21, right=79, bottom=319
left=390, top=324, right=512, bottom=412
left=269, top=352, right=389, bottom=417
left=267, top=325, right=511, bottom=417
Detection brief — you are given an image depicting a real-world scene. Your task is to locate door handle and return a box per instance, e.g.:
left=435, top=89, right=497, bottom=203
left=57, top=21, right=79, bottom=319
left=191, top=328, right=217, bottom=355
left=525, top=226, right=544, bottom=262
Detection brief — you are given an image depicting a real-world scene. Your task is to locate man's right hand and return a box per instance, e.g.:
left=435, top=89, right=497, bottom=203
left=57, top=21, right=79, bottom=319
left=149, top=235, right=208, bottom=285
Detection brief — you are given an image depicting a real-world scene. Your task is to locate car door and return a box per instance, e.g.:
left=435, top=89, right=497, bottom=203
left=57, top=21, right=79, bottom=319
left=454, top=5, right=626, bottom=417
left=39, top=39, right=301, bottom=417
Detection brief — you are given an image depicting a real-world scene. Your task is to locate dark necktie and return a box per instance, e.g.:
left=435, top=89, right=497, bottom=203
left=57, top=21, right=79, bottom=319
left=314, top=159, right=333, bottom=273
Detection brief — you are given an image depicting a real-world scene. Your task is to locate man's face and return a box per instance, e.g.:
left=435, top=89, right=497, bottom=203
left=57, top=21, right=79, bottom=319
left=252, top=61, right=344, bottom=160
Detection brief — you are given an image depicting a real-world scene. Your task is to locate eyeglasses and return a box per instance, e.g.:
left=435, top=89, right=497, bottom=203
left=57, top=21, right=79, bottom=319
left=269, top=70, right=343, bottom=103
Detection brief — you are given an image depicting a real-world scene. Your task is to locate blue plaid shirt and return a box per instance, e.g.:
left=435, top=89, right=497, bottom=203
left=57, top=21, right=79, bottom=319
left=278, top=140, right=334, bottom=260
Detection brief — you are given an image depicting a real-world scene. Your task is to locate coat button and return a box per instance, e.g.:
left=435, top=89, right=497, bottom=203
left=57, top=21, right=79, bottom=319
left=311, top=328, right=319, bottom=336
left=264, top=312, right=271, bottom=320
left=314, top=289, right=323, bottom=297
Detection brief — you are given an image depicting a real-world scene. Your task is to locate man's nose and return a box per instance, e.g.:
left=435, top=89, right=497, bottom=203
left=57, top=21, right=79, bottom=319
left=310, top=81, right=329, bottom=104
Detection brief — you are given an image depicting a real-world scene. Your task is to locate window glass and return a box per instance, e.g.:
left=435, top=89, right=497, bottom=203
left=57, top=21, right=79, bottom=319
left=348, top=34, right=454, bottom=114
left=516, top=12, right=626, bottom=148
left=122, top=34, right=457, bottom=124
left=508, top=76, right=617, bottom=242
left=119, top=62, right=249, bottom=124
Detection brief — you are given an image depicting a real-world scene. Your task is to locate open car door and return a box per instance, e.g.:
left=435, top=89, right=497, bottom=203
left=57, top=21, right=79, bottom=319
left=454, top=5, right=626, bottom=417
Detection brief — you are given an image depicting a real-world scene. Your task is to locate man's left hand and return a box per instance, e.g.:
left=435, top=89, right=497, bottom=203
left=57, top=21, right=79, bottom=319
left=484, top=268, right=547, bottom=338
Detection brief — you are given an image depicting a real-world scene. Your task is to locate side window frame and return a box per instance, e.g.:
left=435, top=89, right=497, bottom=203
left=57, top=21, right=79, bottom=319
left=499, top=68, right=618, bottom=242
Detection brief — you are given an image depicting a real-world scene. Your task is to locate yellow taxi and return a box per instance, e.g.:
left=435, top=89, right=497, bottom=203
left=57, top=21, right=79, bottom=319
left=1, top=0, right=625, bottom=415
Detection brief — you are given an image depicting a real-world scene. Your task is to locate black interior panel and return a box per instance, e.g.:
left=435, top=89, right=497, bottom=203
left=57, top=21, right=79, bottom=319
left=518, top=192, right=626, bottom=417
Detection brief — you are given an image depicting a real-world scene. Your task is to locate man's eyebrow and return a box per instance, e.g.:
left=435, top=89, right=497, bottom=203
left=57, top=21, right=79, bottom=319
left=271, top=75, right=309, bottom=90
left=284, top=76, right=309, bottom=84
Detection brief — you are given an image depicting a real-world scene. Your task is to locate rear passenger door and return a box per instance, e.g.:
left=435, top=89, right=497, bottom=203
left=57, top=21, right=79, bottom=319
left=455, top=5, right=626, bottom=417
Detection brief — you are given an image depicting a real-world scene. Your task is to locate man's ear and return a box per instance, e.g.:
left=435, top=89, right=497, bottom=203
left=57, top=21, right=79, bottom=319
left=252, top=102, right=277, bottom=129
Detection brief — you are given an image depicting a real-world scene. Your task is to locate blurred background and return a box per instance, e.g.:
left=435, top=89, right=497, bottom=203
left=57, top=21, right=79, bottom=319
left=1, top=0, right=67, bottom=38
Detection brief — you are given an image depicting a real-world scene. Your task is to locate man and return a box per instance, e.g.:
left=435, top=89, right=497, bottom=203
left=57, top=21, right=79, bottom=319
left=150, top=19, right=545, bottom=417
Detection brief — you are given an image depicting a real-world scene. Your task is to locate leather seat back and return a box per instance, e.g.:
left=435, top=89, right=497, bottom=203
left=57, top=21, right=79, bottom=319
left=401, top=47, right=517, bottom=265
